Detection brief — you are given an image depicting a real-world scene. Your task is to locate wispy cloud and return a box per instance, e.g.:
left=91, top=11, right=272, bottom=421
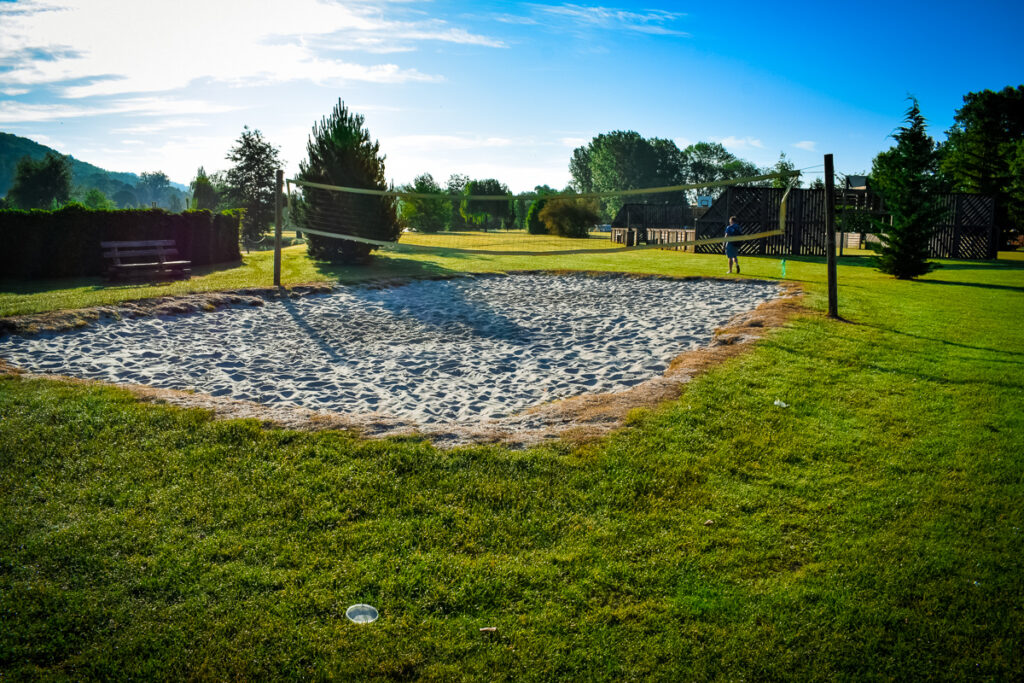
left=793, top=140, right=817, bottom=151
left=0, top=0, right=498, bottom=98
left=386, top=134, right=518, bottom=151
left=527, top=4, right=689, bottom=36
left=715, top=136, right=764, bottom=150
left=0, top=98, right=238, bottom=124
left=111, top=119, right=207, bottom=135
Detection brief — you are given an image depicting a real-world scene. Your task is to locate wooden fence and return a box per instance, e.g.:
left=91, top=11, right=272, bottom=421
left=690, top=188, right=997, bottom=259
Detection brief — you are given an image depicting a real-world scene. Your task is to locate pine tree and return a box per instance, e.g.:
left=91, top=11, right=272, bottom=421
left=870, top=99, right=945, bottom=279
left=297, top=100, right=399, bottom=263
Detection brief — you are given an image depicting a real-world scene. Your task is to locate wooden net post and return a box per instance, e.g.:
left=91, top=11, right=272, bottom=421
left=273, top=169, right=283, bottom=287
left=824, top=154, right=838, bottom=319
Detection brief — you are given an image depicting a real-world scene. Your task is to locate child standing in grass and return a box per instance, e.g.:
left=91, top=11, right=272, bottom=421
left=725, top=216, right=741, bottom=274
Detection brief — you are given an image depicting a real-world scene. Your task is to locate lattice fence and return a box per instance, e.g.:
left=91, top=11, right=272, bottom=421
left=692, top=188, right=996, bottom=259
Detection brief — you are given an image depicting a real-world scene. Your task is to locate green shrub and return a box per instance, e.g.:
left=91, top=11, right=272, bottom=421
left=0, top=207, right=241, bottom=279
left=538, top=198, right=601, bottom=238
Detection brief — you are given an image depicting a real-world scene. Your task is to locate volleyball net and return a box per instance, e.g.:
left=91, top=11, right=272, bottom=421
left=285, top=171, right=797, bottom=258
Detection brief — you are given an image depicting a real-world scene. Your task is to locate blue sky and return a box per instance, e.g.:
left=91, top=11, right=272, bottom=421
left=1, top=0, right=1021, bottom=192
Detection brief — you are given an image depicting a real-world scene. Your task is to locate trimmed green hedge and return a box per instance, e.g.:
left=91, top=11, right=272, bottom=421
left=0, top=206, right=241, bottom=278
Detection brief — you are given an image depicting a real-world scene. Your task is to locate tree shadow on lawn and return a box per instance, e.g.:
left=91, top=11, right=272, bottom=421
left=766, top=334, right=1024, bottom=392
left=0, top=259, right=247, bottom=296
left=308, top=252, right=464, bottom=284
left=844, top=321, right=1024, bottom=357
left=911, top=279, right=1024, bottom=293
left=767, top=254, right=1023, bottom=272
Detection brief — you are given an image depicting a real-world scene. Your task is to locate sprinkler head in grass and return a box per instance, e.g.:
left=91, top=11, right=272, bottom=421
left=346, top=604, right=379, bottom=624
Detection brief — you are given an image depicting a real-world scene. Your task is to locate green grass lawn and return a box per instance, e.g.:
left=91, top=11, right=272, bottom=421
left=1, top=244, right=1023, bottom=679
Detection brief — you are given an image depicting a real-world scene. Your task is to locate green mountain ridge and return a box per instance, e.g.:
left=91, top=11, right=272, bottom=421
left=0, top=131, right=188, bottom=201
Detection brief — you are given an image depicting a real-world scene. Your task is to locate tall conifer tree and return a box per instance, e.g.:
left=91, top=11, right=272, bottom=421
left=870, top=99, right=944, bottom=279
left=297, top=100, right=399, bottom=263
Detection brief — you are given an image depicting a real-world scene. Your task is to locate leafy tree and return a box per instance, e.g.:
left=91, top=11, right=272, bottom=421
left=399, top=173, right=449, bottom=233
left=445, top=174, right=471, bottom=230
left=136, top=171, right=171, bottom=208
left=189, top=166, right=220, bottom=210
left=588, top=131, right=661, bottom=217
left=870, top=98, right=945, bottom=279
left=83, top=188, right=116, bottom=210
left=226, top=126, right=282, bottom=244
left=769, top=152, right=802, bottom=188
left=6, top=152, right=71, bottom=209
left=526, top=185, right=557, bottom=235
left=460, top=178, right=512, bottom=230
left=111, top=188, right=138, bottom=208
left=296, top=100, right=399, bottom=264
left=941, top=85, right=1024, bottom=242
left=568, top=147, right=592, bottom=193
left=680, top=142, right=761, bottom=198
left=538, top=196, right=601, bottom=238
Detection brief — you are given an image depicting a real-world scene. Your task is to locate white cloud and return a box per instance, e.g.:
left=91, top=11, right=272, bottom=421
left=0, top=0, right=497, bottom=98
left=793, top=140, right=817, bottom=151
left=560, top=136, right=588, bottom=148
left=714, top=136, right=764, bottom=150
left=1, top=87, right=30, bottom=96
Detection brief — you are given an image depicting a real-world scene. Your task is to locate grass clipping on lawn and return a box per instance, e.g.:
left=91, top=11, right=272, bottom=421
left=0, top=277, right=805, bottom=448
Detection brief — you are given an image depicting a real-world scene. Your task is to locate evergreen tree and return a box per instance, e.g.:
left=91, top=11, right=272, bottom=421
left=226, top=127, right=282, bottom=245
left=870, top=99, right=945, bottom=279
left=296, top=100, right=399, bottom=263
left=7, top=152, right=71, bottom=209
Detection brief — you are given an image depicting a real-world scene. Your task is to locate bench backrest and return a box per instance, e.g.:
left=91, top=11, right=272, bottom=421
left=101, top=240, right=180, bottom=263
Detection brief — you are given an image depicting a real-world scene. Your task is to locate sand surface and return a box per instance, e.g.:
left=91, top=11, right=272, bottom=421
left=0, top=273, right=780, bottom=429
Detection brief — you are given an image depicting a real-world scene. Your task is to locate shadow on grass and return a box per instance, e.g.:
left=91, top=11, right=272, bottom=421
left=308, top=252, right=463, bottom=284
left=766, top=334, right=1024, bottom=391
left=0, top=259, right=246, bottom=296
left=844, top=320, right=1024, bottom=357
left=913, top=279, right=1024, bottom=293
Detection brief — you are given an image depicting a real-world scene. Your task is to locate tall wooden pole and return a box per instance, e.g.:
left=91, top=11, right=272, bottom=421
left=824, top=154, right=839, bottom=318
left=273, top=169, right=283, bottom=288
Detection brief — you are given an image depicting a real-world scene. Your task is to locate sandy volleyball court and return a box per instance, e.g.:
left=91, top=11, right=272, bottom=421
left=0, top=273, right=781, bottom=430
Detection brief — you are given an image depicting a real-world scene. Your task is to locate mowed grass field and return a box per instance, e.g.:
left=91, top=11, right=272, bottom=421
left=1, top=239, right=1023, bottom=679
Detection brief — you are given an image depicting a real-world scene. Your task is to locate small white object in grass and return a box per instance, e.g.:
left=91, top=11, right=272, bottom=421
left=773, top=399, right=789, bottom=408
left=345, top=604, right=378, bottom=624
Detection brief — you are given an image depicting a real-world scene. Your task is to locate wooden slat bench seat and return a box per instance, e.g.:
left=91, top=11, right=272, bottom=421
left=101, top=239, right=191, bottom=280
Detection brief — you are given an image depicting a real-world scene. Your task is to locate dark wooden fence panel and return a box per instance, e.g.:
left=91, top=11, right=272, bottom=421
left=690, top=188, right=995, bottom=259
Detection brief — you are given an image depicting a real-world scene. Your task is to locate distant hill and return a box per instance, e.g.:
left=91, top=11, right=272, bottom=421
left=0, top=132, right=188, bottom=207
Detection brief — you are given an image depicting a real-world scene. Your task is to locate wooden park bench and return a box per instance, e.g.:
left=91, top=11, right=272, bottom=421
left=101, top=239, right=191, bottom=281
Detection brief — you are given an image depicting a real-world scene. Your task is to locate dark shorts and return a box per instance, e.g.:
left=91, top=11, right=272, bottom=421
left=725, top=243, right=739, bottom=258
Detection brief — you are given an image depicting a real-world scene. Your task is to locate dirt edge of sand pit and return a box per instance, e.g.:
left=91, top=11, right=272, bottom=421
left=0, top=274, right=807, bottom=448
